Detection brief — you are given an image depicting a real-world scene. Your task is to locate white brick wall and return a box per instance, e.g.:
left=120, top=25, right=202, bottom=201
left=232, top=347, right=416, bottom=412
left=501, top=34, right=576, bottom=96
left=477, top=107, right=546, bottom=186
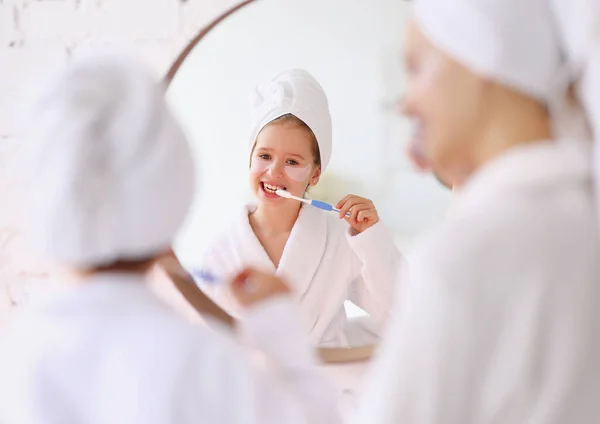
left=0, top=0, right=240, bottom=313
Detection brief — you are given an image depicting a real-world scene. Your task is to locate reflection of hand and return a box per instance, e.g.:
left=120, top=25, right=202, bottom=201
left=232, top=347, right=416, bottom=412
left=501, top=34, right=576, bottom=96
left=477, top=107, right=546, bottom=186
left=336, top=195, right=380, bottom=234
left=229, top=268, right=290, bottom=307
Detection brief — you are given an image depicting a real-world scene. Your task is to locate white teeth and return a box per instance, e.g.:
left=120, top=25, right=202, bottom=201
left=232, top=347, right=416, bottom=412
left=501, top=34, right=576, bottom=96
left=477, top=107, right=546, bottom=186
left=263, top=183, right=283, bottom=193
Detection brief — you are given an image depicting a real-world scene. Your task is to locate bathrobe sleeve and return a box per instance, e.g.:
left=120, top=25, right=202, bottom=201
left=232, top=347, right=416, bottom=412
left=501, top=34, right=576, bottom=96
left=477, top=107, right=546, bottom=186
left=351, top=237, right=475, bottom=424
left=354, top=204, right=600, bottom=424
left=198, top=297, right=342, bottom=424
left=345, top=221, right=404, bottom=331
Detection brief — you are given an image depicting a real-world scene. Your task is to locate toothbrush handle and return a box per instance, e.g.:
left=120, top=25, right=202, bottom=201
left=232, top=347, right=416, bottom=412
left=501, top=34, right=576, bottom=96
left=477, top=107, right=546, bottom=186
left=333, top=209, right=352, bottom=218
left=189, top=268, right=223, bottom=285
left=311, top=200, right=351, bottom=217
left=311, top=200, right=335, bottom=211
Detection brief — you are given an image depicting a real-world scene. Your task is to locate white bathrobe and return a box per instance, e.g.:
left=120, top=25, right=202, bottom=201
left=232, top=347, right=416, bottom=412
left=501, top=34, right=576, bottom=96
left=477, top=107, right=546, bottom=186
left=0, top=273, right=341, bottom=424
left=199, top=204, right=403, bottom=347
left=355, top=140, right=600, bottom=423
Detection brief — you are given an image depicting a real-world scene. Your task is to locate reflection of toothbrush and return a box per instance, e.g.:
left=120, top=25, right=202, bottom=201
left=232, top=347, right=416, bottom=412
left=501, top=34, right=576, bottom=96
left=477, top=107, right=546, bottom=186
left=159, top=257, right=224, bottom=285
left=189, top=268, right=257, bottom=293
left=189, top=268, right=224, bottom=285
left=275, top=189, right=350, bottom=217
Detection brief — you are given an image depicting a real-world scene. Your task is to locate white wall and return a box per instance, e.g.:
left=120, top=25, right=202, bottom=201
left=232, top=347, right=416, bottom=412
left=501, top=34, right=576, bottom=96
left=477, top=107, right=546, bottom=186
left=166, top=0, right=452, bottom=263
left=0, top=0, right=240, bottom=313
left=0, top=0, right=452, bottom=306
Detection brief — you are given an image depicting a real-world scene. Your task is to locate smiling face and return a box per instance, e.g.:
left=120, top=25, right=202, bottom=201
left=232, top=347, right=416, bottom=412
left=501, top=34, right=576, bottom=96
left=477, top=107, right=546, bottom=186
left=249, top=115, right=321, bottom=205
left=400, top=20, right=489, bottom=182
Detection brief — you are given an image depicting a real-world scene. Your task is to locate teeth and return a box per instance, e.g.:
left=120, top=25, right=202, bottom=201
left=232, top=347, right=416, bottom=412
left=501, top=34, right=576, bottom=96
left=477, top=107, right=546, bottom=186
left=263, top=183, right=283, bottom=193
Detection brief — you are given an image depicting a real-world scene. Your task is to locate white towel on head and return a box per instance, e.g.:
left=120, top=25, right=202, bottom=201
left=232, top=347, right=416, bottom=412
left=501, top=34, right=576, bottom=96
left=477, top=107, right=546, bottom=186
left=414, top=0, right=600, bottom=222
left=413, top=0, right=562, bottom=103
left=249, top=69, right=333, bottom=171
left=25, top=53, right=195, bottom=267
left=550, top=0, right=600, bottom=203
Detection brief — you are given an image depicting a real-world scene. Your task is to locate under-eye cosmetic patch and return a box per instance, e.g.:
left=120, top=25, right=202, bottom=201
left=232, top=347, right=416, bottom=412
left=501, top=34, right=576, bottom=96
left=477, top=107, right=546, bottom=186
left=284, top=164, right=312, bottom=182
left=250, top=156, right=270, bottom=174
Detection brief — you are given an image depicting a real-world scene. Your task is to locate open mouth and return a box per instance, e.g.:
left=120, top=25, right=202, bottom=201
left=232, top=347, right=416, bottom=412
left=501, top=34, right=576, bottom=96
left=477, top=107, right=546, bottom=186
left=261, top=182, right=286, bottom=194
left=407, top=118, right=432, bottom=170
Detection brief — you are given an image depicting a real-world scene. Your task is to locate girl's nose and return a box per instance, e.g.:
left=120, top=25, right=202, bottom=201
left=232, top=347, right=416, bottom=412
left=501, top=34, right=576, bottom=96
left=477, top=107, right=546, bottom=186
left=266, top=160, right=285, bottom=177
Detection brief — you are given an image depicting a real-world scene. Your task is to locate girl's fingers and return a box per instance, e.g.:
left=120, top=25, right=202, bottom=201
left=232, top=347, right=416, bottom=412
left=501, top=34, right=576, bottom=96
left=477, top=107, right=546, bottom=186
left=357, top=208, right=377, bottom=223
left=229, top=267, right=291, bottom=306
left=349, top=204, right=370, bottom=224
left=336, top=194, right=353, bottom=209
left=338, top=197, right=371, bottom=219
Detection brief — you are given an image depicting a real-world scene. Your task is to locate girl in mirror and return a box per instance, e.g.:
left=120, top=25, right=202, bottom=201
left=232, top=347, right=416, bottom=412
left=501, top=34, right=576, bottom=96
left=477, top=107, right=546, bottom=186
left=197, top=69, right=404, bottom=347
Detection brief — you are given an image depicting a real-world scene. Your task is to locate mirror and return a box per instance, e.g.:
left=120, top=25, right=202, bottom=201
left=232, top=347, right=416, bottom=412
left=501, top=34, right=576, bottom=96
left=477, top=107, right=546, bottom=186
left=163, top=0, right=452, bottom=359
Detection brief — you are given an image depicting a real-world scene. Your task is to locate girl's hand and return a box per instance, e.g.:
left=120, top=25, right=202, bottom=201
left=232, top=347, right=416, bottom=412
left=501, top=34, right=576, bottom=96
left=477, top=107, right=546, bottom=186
left=336, top=195, right=380, bottom=234
left=230, top=267, right=291, bottom=307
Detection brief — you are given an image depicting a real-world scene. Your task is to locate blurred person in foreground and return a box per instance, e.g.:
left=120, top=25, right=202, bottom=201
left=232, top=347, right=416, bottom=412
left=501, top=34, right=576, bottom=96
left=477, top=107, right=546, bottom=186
left=355, top=0, right=600, bottom=422
left=0, top=53, right=341, bottom=424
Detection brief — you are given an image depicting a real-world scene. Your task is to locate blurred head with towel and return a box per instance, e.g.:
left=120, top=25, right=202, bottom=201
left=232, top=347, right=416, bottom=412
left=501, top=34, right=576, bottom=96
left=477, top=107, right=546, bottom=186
left=355, top=0, right=600, bottom=423
left=0, top=53, right=341, bottom=424
left=25, top=52, right=195, bottom=274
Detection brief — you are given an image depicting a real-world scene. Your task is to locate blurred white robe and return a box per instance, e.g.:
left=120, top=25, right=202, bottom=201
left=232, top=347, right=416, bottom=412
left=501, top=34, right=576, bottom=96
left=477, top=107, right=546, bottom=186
left=199, top=203, right=403, bottom=347
left=0, top=273, right=341, bottom=424
left=355, top=140, right=600, bottom=423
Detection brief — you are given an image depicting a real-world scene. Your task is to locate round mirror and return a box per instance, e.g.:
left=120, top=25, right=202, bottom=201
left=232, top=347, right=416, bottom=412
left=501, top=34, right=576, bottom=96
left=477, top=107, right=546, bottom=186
left=163, top=0, right=452, bottom=359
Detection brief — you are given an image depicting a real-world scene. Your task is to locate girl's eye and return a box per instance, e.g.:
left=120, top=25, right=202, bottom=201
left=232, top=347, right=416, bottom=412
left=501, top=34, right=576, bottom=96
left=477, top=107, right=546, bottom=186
left=258, top=154, right=271, bottom=160
left=287, top=159, right=299, bottom=166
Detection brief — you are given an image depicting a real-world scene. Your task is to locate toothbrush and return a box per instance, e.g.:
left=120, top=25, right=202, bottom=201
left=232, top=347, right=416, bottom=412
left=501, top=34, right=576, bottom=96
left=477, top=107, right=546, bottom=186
left=189, top=268, right=224, bottom=285
left=189, top=268, right=257, bottom=293
left=158, top=257, right=224, bottom=286
left=275, top=189, right=350, bottom=217
left=160, top=256, right=225, bottom=286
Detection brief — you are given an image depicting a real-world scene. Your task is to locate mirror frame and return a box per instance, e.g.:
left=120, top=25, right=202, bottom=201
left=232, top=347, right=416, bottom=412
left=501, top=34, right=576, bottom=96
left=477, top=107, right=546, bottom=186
left=162, top=0, right=376, bottom=363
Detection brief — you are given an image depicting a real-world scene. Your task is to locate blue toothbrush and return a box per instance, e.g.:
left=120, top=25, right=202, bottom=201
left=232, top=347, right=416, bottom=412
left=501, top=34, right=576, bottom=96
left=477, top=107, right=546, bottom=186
left=188, top=268, right=224, bottom=285
left=189, top=268, right=257, bottom=292
left=160, top=256, right=225, bottom=286
left=275, top=189, right=351, bottom=217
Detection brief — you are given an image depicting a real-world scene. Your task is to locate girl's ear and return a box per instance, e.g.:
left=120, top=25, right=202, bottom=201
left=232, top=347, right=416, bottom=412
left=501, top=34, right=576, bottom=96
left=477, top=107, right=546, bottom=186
left=309, top=166, right=322, bottom=186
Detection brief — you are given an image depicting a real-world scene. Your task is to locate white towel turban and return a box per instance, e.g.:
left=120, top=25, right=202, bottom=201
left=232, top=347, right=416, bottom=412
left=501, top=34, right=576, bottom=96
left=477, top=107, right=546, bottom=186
left=25, top=53, right=195, bottom=267
left=550, top=0, right=600, bottom=198
left=413, top=0, right=600, bottom=216
left=249, top=69, right=333, bottom=171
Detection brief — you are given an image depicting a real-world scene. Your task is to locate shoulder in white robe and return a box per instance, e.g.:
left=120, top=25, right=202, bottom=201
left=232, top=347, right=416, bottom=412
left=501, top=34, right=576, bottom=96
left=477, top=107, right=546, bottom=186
left=0, top=274, right=341, bottom=424
left=355, top=140, right=600, bottom=424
